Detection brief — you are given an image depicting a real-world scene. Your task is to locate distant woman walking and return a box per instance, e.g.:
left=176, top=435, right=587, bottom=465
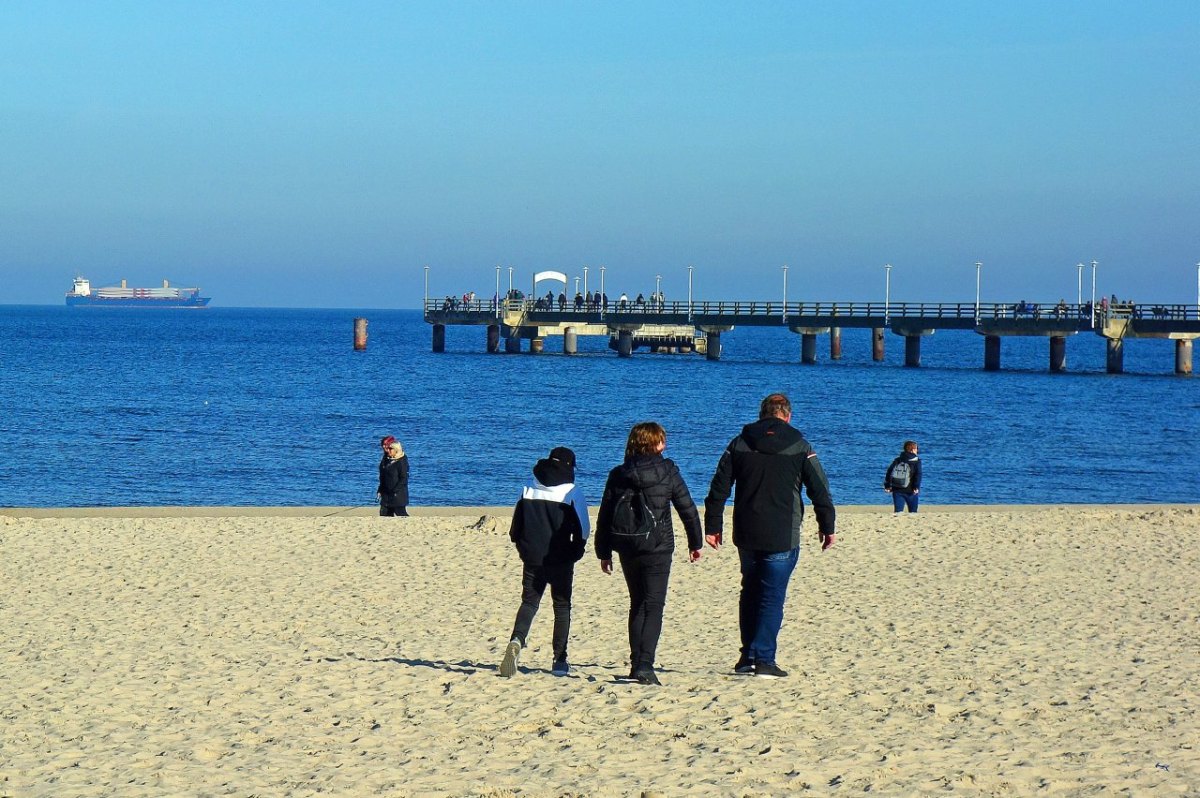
left=377, top=436, right=410, bottom=516
left=595, top=422, right=703, bottom=685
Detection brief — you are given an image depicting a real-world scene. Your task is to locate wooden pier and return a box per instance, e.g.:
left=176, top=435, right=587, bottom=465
left=422, top=298, right=1200, bottom=374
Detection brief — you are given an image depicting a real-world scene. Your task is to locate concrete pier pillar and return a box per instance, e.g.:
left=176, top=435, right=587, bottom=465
left=529, top=338, right=544, bottom=354
left=486, top=324, right=500, bottom=354
left=904, top=335, right=921, bottom=367
left=505, top=334, right=522, bottom=354
left=617, top=329, right=633, bottom=358
left=1049, top=336, right=1067, bottom=373
left=431, top=323, right=444, bottom=353
left=830, top=327, right=842, bottom=360
left=706, top=331, right=722, bottom=361
left=984, top=335, right=1001, bottom=371
left=1176, top=339, right=1193, bottom=375
left=1106, top=338, right=1124, bottom=374
left=872, top=328, right=885, bottom=361
left=354, top=317, right=368, bottom=351
left=563, top=327, right=577, bottom=355
left=801, top=333, right=818, bottom=364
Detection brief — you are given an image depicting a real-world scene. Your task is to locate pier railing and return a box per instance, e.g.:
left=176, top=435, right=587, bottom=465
left=427, top=297, right=1195, bottom=321
left=423, top=299, right=1200, bottom=325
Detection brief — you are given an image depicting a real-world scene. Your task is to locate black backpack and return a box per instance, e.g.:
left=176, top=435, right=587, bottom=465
left=610, top=486, right=656, bottom=551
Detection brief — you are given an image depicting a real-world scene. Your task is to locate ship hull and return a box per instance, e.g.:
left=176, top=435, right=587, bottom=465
left=65, top=295, right=211, bottom=308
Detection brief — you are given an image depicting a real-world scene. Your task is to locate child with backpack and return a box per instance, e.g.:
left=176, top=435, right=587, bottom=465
left=884, top=440, right=922, bottom=513
left=594, top=422, right=703, bottom=686
left=500, top=447, right=590, bottom=678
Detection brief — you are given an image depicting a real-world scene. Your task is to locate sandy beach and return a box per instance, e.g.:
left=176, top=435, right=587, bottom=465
left=1, top=505, right=1197, bottom=797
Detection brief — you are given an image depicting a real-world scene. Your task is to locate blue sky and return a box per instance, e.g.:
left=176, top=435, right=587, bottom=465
left=2, top=1, right=1197, bottom=307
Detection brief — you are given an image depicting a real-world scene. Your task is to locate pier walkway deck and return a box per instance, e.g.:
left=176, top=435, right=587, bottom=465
left=422, top=299, right=1200, bottom=374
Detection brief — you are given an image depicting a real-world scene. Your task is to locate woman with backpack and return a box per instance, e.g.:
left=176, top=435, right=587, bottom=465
left=594, top=422, right=703, bottom=685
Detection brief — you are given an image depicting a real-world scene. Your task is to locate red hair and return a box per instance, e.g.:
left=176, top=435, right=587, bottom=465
left=625, top=422, right=666, bottom=457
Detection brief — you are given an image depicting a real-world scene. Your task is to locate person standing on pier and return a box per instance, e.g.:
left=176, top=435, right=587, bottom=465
left=884, top=441, right=922, bottom=513
left=703, top=393, right=836, bottom=679
left=377, top=436, right=410, bottom=517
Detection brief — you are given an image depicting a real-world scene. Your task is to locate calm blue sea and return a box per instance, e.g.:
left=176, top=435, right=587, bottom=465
left=1, top=305, right=1196, bottom=507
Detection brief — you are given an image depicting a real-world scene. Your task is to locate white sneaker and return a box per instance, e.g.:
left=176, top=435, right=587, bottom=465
left=500, top=640, right=522, bottom=678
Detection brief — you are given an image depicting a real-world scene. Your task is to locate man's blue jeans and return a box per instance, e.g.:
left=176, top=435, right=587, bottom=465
left=737, top=547, right=800, bottom=665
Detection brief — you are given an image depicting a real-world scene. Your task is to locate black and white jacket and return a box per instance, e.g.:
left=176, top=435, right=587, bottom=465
left=509, top=459, right=590, bottom=567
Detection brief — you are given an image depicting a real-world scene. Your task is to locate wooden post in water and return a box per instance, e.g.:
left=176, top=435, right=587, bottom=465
left=984, top=335, right=1001, bottom=371
left=431, top=323, right=445, bottom=353
left=564, top=327, right=577, bottom=355
left=529, top=337, right=544, bottom=354
left=830, top=327, right=842, bottom=360
left=1176, top=339, right=1194, bottom=375
left=354, top=317, right=368, bottom=350
left=872, top=328, right=885, bottom=361
left=487, top=324, right=500, bottom=353
left=1049, top=336, right=1067, bottom=373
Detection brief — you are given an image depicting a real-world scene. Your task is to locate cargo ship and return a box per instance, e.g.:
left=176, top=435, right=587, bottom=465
left=65, top=276, right=211, bottom=308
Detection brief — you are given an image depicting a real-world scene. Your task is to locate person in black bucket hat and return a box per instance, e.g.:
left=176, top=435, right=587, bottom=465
left=499, top=446, right=590, bottom=678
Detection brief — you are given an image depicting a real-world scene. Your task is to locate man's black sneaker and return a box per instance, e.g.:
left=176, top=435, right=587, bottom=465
left=551, top=660, right=570, bottom=676
left=634, top=667, right=662, bottom=686
left=754, top=662, right=788, bottom=679
left=734, top=656, right=755, bottom=674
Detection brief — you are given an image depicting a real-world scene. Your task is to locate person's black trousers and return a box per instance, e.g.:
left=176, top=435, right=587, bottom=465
left=509, top=561, right=574, bottom=662
left=618, top=551, right=673, bottom=670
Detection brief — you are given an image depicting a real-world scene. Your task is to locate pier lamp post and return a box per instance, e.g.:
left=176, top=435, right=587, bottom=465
left=974, top=261, right=982, bottom=325
left=574, top=276, right=580, bottom=295
left=655, top=273, right=662, bottom=308
left=424, top=265, right=429, bottom=310
left=583, top=266, right=589, bottom=297
left=884, top=263, right=892, bottom=325
left=508, top=266, right=514, bottom=298
left=782, top=264, right=789, bottom=323
left=495, top=265, right=500, bottom=317
left=600, top=266, right=606, bottom=320
left=688, top=265, right=694, bottom=322
left=1076, top=263, right=1083, bottom=307
left=1090, top=260, right=1098, bottom=328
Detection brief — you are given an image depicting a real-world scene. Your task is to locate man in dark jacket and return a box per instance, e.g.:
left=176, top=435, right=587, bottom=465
left=704, top=393, right=836, bottom=679
left=500, top=447, right=590, bottom=678
left=884, top=440, right=922, bottom=513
